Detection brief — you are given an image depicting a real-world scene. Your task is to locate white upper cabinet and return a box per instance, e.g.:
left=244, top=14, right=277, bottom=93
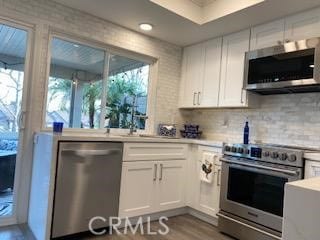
left=285, top=8, right=320, bottom=42
left=219, top=29, right=251, bottom=107
left=200, top=38, right=222, bottom=107
left=179, top=43, right=204, bottom=108
left=179, top=38, right=222, bottom=108
left=250, top=19, right=285, bottom=50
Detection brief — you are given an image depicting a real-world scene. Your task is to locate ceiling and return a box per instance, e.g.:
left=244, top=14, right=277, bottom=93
left=0, top=25, right=27, bottom=59
left=0, top=24, right=146, bottom=79
left=53, top=0, right=320, bottom=46
left=190, top=0, right=216, bottom=7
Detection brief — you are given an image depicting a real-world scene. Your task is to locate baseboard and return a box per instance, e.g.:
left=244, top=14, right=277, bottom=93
left=122, top=207, right=218, bottom=227
left=187, top=207, right=218, bottom=226
left=119, top=207, right=189, bottom=227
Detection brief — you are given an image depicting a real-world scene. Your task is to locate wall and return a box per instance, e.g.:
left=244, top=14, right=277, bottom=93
left=0, top=0, right=182, bottom=223
left=183, top=93, right=320, bottom=148
left=0, top=0, right=183, bottom=132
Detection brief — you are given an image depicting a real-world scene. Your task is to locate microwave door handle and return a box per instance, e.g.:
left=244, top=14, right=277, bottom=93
left=221, top=158, right=299, bottom=176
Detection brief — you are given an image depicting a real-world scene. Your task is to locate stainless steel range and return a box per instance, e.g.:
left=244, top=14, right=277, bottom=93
left=218, top=144, right=304, bottom=240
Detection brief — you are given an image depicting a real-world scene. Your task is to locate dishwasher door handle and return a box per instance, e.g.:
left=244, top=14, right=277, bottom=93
left=61, top=149, right=121, bottom=157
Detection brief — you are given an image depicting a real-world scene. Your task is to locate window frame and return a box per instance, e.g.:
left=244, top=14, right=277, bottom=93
left=0, top=16, right=34, bottom=226
left=42, top=30, right=158, bottom=135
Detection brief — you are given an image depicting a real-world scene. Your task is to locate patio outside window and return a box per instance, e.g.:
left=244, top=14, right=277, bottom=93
left=45, top=37, right=150, bottom=130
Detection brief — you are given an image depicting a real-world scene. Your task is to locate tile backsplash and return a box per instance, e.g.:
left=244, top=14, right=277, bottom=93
left=183, top=93, right=320, bottom=148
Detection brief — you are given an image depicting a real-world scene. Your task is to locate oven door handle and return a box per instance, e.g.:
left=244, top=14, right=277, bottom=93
left=221, top=158, right=299, bottom=176
left=217, top=213, right=282, bottom=240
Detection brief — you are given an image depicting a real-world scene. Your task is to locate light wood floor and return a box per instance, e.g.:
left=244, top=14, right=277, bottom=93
left=84, top=215, right=234, bottom=240
left=0, top=215, right=234, bottom=240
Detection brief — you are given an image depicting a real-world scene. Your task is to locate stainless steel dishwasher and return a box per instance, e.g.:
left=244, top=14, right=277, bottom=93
left=51, top=142, right=123, bottom=238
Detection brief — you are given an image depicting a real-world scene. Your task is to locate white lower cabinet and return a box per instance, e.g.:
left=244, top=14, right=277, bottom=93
left=119, top=160, right=186, bottom=218
left=190, top=146, right=222, bottom=218
left=119, top=143, right=221, bottom=220
left=196, top=161, right=221, bottom=217
left=119, top=161, right=158, bottom=218
left=157, top=161, right=186, bottom=211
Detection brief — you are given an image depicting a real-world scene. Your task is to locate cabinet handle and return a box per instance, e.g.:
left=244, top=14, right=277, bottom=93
left=217, top=169, right=221, bottom=186
left=193, top=92, right=197, bottom=105
left=197, top=92, right=201, bottom=105
left=153, top=164, right=157, bottom=181
left=159, top=163, right=163, bottom=181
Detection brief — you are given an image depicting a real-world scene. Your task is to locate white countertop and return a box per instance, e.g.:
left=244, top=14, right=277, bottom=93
left=282, top=177, right=320, bottom=240
left=36, top=132, right=224, bottom=148
left=287, top=176, right=320, bottom=191
left=304, top=152, right=320, bottom=162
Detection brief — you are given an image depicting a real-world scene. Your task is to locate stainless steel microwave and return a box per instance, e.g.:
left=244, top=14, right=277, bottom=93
left=245, top=38, right=320, bottom=94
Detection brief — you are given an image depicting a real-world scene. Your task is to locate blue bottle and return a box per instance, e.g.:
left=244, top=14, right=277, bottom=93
left=243, top=121, right=249, bottom=144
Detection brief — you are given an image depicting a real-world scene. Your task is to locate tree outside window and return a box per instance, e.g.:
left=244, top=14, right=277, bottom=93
left=45, top=37, right=150, bottom=130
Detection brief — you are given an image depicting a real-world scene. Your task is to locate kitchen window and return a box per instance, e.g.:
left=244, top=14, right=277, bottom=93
left=45, top=36, right=153, bottom=132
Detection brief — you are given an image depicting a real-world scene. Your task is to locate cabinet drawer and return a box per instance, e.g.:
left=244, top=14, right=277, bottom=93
left=123, top=143, right=188, bottom=161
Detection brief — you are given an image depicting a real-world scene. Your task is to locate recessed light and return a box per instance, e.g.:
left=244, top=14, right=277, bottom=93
left=310, top=64, right=315, bottom=68
left=139, top=23, right=153, bottom=31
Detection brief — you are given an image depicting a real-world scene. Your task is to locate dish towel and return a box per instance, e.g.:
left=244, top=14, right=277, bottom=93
left=200, top=152, right=215, bottom=183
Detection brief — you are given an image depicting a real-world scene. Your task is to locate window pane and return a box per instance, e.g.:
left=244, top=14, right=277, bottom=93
left=46, top=38, right=105, bottom=129
left=106, top=55, right=149, bottom=130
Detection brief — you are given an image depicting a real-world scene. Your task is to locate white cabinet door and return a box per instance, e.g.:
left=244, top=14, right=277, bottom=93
left=200, top=38, right=222, bottom=107
left=219, top=29, right=250, bottom=107
left=305, top=160, right=320, bottom=179
left=185, top=145, right=198, bottom=208
left=119, top=161, right=157, bottom=218
left=250, top=19, right=285, bottom=50
left=156, top=160, right=186, bottom=212
left=285, top=8, right=320, bottom=42
left=196, top=151, right=221, bottom=217
left=179, top=44, right=204, bottom=108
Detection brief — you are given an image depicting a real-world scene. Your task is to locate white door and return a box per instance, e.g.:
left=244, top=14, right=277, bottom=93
left=285, top=8, right=320, bottom=42
left=200, top=38, right=222, bottom=107
left=219, top=29, right=250, bottom=107
left=0, top=21, right=31, bottom=226
left=185, top=145, right=198, bottom=209
left=197, top=152, right=221, bottom=217
left=179, top=44, right=204, bottom=108
left=156, top=160, right=186, bottom=211
left=250, top=19, right=285, bottom=50
left=119, top=161, right=157, bottom=218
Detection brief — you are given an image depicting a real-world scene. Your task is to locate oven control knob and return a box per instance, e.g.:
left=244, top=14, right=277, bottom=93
left=231, top=147, right=237, bottom=153
left=237, top=148, right=244, bottom=154
left=244, top=149, right=250, bottom=154
left=263, top=151, right=270, bottom=157
left=279, top=153, right=288, bottom=161
left=288, top=154, right=297, bottom=162
left=225, top=146, right=231, bottom=152
left=271, top=152, right=279, bottom=159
